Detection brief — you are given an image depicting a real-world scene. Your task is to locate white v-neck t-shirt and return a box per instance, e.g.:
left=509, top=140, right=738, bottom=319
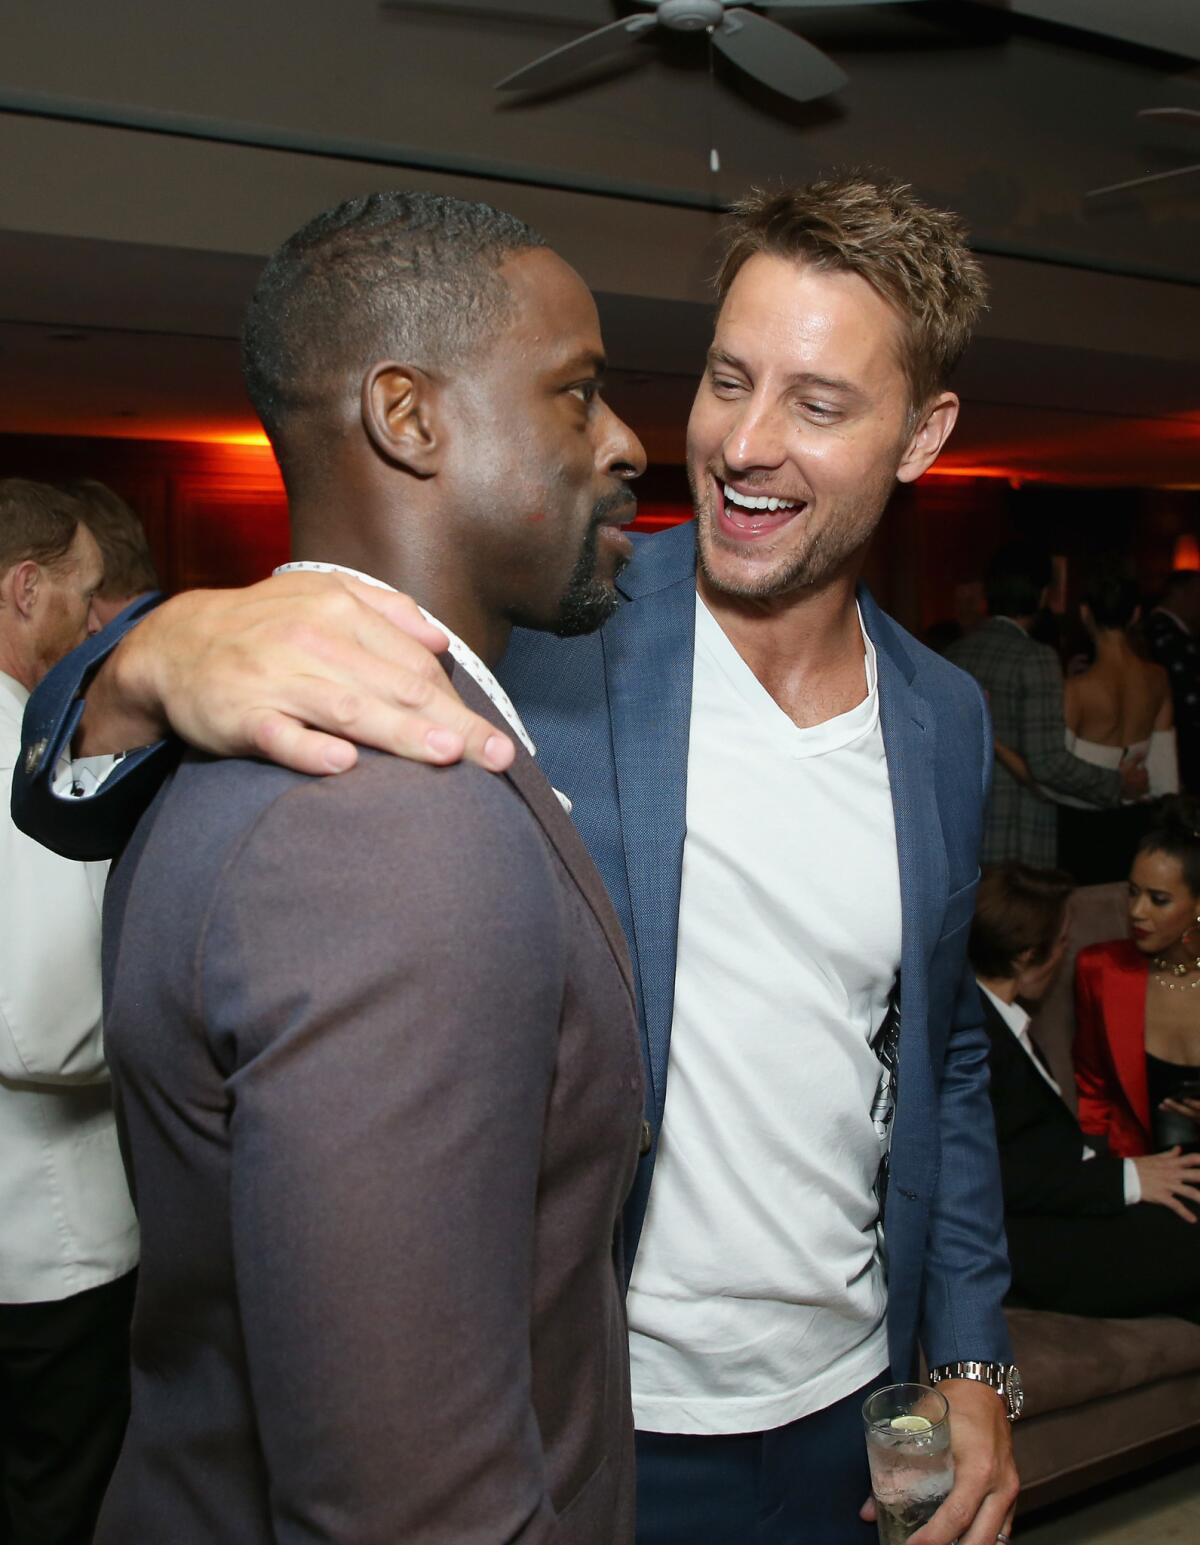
left=626, top=594, right=901, bottom=1435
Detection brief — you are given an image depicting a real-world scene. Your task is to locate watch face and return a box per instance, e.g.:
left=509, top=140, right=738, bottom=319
left=1006, top=1365, right=1025, bottom=1420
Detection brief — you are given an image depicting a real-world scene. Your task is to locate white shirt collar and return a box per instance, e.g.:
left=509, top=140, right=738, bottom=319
left=977, top=980, right=1061, bottom=1096
left=274, top=561, right=573, bottom=812
left=0, top=670, right=29, bottom=712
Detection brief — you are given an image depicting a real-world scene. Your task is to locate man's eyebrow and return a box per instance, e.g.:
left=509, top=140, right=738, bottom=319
left=554, top=348, right=607, bottom=377
left=707, top=348, right=864, bottom=399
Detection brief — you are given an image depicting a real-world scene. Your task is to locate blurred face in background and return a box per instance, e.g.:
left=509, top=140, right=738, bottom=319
left=30, top=524, right=104, bottom=684
left=1013, top=906, right=1071, bottom=1003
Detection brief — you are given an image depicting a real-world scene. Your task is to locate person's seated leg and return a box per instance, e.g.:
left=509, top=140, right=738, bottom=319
left=1006, top=1206, right=1200, bottom=1320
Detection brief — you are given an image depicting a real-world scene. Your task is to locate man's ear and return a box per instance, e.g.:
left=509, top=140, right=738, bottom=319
left=1, top=559, right=41, bottom=620
left=361, top=362, right=441, bottom=475
left=896, top=392, right=959, bottom=486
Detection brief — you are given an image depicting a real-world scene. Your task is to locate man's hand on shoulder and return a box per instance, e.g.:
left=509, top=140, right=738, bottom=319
left=911, top=1379, right=1017, bottom=1545
left=76, top=571, right=515, bottom=774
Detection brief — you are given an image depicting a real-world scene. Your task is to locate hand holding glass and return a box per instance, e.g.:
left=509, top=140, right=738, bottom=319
left=862, top=1383, right=954, bottom=1544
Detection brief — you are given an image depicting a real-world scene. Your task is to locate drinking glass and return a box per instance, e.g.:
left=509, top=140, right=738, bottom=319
left=862, top=1382, right=953, bottom=1544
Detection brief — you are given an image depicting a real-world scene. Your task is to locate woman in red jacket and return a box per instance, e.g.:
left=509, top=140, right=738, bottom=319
left=1075, top=796, right=1200, bottom=1157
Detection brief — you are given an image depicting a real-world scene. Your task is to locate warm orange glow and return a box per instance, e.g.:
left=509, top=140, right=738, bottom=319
left=1173, top=534, right=1200, bottom=572
left=182, top=428, right=272, bottom=448
left=210, top=430, right=271, bottom=447
left=921, top=464, right=1030, bottom=481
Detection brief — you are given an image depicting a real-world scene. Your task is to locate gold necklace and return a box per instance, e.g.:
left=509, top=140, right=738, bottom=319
left=1151, top=954, right=1200, bottom=990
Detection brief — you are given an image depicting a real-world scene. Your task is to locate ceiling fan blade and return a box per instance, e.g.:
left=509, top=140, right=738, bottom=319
left=1085, top=162, right=1200, bottom=198
left=713, top=9, right=846, bottom=102
left=1137, top=107, right=1200, bottom=126
left=495, top=13, right=655, bottom=91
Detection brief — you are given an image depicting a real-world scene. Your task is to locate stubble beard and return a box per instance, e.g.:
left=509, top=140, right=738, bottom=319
left=551, top=489, right=635, bottom=637
left=690, top=462, right=897, bottom=603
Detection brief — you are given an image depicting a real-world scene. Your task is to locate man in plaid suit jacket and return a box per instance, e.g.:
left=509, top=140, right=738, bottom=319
left=947, top=543, right=1144, bottom=867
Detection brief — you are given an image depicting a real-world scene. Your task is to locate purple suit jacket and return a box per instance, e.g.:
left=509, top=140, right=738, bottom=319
left=96, top=665, right=644, bottom=1544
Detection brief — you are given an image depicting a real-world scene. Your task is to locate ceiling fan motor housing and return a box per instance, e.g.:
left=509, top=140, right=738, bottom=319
left=654, top=0, right=726, bottom=34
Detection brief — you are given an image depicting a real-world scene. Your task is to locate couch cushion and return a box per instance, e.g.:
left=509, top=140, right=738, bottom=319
left=1007, top=1306, right=1200, bottom=1417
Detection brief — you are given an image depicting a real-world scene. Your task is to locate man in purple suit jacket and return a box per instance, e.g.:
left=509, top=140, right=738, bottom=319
left=83, top=192, right=652, bottom=1544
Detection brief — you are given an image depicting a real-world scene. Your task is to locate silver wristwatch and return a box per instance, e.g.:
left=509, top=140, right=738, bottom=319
left=927, top=1360, right=1024, bottom=1422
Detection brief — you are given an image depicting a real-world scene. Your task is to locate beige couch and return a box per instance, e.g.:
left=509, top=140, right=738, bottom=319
left=1008, top=882, right=1200, bottom=1511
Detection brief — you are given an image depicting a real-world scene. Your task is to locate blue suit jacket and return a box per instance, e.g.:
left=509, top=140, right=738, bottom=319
left=498, top=522, right=1012, bottom=1379
left=13, top=522, right=1011, bottom=1378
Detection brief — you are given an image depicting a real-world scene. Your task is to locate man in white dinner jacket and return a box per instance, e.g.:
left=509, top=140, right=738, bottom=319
left=0, top=479, right=138, bottom=1544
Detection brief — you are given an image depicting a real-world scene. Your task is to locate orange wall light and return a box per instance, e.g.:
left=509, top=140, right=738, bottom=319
left=1172, top=534, right=1200, bottom=572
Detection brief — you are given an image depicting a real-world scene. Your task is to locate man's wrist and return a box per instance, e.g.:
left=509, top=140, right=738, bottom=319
left=75, top=613, right=168, bottom=758
left=928, top=1361, right=1023, bottom=1422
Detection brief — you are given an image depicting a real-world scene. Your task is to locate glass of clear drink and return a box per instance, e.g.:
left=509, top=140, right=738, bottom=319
left=862, top=1382, right=953, bottom=1545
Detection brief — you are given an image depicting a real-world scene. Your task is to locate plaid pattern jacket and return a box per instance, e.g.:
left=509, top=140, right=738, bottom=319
left=947, top=617, right=1121, bottom=867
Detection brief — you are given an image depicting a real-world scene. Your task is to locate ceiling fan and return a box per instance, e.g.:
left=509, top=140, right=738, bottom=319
left=382, top=1, right=1200, bottom=111
left=493, top=0, right=916, bottom=105
left=1086, top=108, right=1200, bottom=198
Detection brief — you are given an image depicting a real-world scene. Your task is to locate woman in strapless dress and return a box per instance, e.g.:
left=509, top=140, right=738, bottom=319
left=1074, top=796, right=1200, bottom=1159
left=1056, top=564, right=1177, bottom=884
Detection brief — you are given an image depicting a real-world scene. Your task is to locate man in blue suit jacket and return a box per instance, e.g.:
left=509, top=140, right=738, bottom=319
left=16, top=177, right=1018, bottom=1545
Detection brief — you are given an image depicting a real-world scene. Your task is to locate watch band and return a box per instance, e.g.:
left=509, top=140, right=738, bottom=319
left=928, top=1360, right=1024, bottom=1422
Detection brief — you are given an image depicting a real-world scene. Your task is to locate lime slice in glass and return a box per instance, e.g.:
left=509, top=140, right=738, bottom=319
left=889, top=1414, right=933, bottom=1433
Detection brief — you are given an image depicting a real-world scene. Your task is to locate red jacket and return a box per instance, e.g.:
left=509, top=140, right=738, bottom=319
left=1073, top=939, right=1152, bottom=1158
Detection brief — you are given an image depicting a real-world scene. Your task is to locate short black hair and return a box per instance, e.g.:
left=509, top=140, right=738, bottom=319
left=1081, top=557, right=1139, bottom=631
left=1137, top=795, right=1200, bottom=896
left=242, top=191, right=547, bottom=461
left=985, top=541, right=1052, bottom=619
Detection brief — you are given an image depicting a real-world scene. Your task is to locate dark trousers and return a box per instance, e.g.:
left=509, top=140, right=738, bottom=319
left=0, top=1271, right=136, bottom=1545
left=635, top=1372, right=887, bottom=1545
left=1007, top=1203, right=1200, bottom=1322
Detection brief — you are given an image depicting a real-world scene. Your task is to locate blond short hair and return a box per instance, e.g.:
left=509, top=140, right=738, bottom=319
left=717, top=174, right=988, bottom=414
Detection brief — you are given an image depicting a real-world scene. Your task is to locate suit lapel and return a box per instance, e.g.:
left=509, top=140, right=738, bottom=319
left=450, top=664, right=635, bottom=1003
left=603, top=527, right=698, bottom=1122
left=871, top=609, right=948, bottom=965
left=866, top=594, right=947, bottom=1182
